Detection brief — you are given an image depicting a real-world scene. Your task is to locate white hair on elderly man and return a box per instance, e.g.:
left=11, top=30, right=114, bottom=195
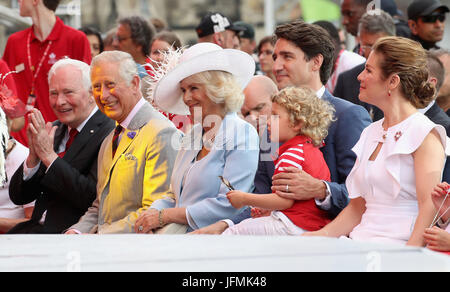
left=91, top=51, right=139, bottom=85
left=48, top=58, right=92, bottom=91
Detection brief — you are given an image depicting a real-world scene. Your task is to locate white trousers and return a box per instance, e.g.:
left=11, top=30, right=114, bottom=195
left=222, top=211, right=306, bottom=236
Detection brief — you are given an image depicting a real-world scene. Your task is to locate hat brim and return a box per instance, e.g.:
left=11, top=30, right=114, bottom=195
left=421, top=4, right=449, bottom=17
left=154, top=49, right=255, bottom=115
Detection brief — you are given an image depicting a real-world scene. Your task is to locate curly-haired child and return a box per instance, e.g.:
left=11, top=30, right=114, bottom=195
left=224, top=86, right=335, bottom=235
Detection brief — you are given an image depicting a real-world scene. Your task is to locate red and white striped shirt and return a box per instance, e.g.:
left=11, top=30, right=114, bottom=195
left=273, top=135, right=332, bottom=231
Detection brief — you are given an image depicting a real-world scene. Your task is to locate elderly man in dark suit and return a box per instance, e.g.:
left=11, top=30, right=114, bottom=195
left=8, top=59, right=115, bottom=234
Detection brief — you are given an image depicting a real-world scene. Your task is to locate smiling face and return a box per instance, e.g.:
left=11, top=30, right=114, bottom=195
left=272, top=38, right=314, bottom=90
left=91, top=61, right=140, bottom=123
left=49, top=65, right=95, bottom=129
left=180, top=75, right=224, bottom=122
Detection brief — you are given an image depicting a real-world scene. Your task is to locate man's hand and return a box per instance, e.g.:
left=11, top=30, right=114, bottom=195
left=28, top=109, right=58, bottom=167
left=189, top=221, right=229, bottom=235
left=271, top=167, right=327, bottom=201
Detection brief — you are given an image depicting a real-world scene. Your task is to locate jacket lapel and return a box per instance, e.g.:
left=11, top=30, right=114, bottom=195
left=63, top=110, right=105, bottom=162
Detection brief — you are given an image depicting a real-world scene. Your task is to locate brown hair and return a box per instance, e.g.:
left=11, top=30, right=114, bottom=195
left=272, top=87, right=335, bottom=147
left=151, top=31, right=182, bottom=51
left=373, top=36, right=435, bottom=108
left=274, top=20, right=335, bottom=85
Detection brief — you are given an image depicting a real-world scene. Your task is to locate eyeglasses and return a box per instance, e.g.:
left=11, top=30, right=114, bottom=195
left=421, top=13, right=446, bottom=23
left=114, top=35, right=131, bottom=42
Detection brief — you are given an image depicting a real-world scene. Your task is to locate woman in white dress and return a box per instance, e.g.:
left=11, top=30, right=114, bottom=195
left=305, top=36, right=449, bottom=246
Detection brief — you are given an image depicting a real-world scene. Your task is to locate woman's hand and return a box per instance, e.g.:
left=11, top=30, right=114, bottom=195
left=424, top=226, right=450, bottom=252
left=226, top=191, right=248, bottom=209
left=135, top=209, right=160, bottom=234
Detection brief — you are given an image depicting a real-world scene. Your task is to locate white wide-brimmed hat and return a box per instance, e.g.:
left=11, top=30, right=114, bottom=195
left=153, top=42, right=256, bottom=115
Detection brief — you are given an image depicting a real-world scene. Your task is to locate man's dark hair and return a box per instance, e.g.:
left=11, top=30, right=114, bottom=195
left=427, top=51, right=445, bottom=92
left=43, top=0, right=60, bottom=12
left=275, top=20, right=335, bottom=85
left=119, top=16, right=156, bottom=56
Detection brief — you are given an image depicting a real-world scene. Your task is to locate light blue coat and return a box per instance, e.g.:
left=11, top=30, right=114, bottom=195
left=151, top=113, right=259, bottom=230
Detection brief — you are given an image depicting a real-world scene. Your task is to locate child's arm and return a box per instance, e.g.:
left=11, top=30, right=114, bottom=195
left=227, top=191, right=294, bottom=211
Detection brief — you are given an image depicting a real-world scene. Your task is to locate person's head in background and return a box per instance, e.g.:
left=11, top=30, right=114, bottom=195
left=358, top=9, right=396, bottom=59
left=114, top=16, right=156, bottom=65
left=341, top=0, right=373, bottom=37
left=313, top=21, right=341, bottom=71
left=196, top=12, right=244, bottom=49
left=431, top=49, right=450, bottom=112
left=79, top=26, right=104, bottom=58
left=235, top=21, right=257, bottom=55
left=150, top=17, right=168, bottom=33
left=149, top=31, right=182, bottom=69
left=242, top=75, right=278, bottom=133
left=407, top=0, right=449, bottom=49
left=257, top=35, right=276, bottom=82
left=103, top=28, right=119, bottom=51
left=426, top=52, right=445, bottom=101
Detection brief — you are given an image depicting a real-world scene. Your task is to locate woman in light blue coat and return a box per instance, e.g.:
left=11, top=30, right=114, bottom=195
left=135, top=43, right=259, bottom=233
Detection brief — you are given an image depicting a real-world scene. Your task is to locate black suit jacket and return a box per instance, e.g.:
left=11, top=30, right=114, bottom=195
left=333, top=63, right=384, bottom=122
left=424, top=102, right=450, bottom=183
left=8, top=110, right=115, bottom=234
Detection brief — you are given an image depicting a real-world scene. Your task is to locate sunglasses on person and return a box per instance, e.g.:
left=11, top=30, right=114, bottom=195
left=421, top=13, right=446, bottom=23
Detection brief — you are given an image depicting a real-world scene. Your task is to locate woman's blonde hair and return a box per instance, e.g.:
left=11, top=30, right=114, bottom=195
left=272, top=87, right=335, bottom=147
left=185, top=70, right=245, bottom=113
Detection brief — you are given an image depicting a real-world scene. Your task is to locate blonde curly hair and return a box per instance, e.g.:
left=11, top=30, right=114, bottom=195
left=272, top=87, right=335, bottom=147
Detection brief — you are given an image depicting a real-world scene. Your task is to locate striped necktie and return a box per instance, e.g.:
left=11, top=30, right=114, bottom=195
left=58, top=128, right=78, bottom=158
left=112, top=125, right=123, bottom=158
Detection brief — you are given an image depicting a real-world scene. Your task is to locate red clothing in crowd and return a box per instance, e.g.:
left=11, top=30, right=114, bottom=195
left=0, top=60, right=18, bottom=96
left=274, top=135, right=332, bottom=231
left=2, top=17, right=92, bottom=146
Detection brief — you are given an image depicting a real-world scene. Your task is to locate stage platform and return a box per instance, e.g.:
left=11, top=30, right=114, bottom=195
left=0, top=235, right=448, bottom=272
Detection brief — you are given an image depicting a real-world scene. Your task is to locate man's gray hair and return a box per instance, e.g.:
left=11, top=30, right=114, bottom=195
left=48, top=58, right=91, bottom=91
left=358, top=9, right=396, bottom=37
left=91, top=51, right=138, bottom=85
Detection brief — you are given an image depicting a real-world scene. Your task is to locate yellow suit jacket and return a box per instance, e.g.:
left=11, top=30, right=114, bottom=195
left=71, top=102, right=181, bottom=233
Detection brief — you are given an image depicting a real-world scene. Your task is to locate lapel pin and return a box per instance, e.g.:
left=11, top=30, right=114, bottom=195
left=127, top=132, right=137, bottom=139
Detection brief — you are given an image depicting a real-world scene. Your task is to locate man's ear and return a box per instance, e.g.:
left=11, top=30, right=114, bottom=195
left=408, top=19, right=418, bottom=35
left=131, top=75, right=141, bottom=92
left=213, top=33, right=223, bottom=47
left=311, top=54, right=324, bottom=73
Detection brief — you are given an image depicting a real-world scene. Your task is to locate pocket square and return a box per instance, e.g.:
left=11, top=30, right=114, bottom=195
left=124, top=153, right=137, bottom=161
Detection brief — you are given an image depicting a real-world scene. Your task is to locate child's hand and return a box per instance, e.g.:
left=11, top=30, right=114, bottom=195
left=431, top=182, right=450, bottom=222
left=424, top=226, right=450, bottom=252
left=251, top=207, right=271, bottom=218
left=226, top=191, right=248, bottom=209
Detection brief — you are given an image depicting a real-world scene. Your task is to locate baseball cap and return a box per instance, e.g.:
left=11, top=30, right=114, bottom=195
left=408, top=0, right=449, bottom=20
left=196, top=12, right=245, bottom=38
left=234, top=21, right=255, bottom=40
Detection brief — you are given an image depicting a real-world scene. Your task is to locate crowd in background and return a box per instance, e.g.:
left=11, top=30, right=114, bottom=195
left=0, top=0, right=449, bottom=256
